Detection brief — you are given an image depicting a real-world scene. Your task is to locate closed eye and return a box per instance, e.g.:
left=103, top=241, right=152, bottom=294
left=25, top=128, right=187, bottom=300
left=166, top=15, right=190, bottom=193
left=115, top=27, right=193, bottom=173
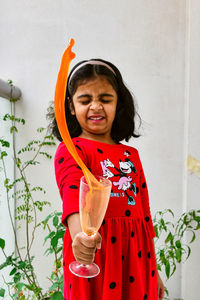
left=80, top=100, right=90, bottom=105
left=100, top=99, right=112, bottom=103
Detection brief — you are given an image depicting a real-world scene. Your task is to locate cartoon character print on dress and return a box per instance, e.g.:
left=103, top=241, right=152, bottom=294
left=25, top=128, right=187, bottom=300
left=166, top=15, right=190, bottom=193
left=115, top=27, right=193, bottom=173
left=100, top=156, right=138, bottom=206
left=100, top=159, right=115, bottom=179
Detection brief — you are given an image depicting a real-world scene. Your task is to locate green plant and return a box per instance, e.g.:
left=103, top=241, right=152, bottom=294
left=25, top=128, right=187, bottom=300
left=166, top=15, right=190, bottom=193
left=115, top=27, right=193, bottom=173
left=0, top=87, right=65, bottom=299
left=154, top=208, right=200, bottom=299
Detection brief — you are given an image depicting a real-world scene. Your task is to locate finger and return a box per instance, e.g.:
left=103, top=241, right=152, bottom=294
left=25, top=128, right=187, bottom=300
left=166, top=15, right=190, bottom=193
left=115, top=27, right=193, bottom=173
left=72, top=238, right=96, bottom=255
left=158, top=287, right=164, bottom=300
left=72, top=235, right=97, bottom=261
left=158, top=287, right=161, bottom=299
left=79, top=233, right=99, bottom=249
left=80, top=238, right=97, bottom=249
left=93, top=232, right=102, bottom=249
left=79, top=251, right=95, bottom=264
left=73, top=232, right=96, bottom=249
left=161, top=287, right=165, bottom=299
left=75, top=252, right=95, bottom=265
left=72, top=242, right=95, bottom=257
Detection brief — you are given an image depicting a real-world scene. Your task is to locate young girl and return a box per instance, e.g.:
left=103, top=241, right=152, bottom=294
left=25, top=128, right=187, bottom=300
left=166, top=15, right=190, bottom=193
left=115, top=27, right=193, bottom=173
left=52, top=58, right=165, bottom=300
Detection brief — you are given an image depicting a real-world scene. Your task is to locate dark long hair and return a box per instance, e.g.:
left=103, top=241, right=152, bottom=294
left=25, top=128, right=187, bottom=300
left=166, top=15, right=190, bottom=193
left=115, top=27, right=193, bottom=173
left=47, top=58, right=141, bottom=143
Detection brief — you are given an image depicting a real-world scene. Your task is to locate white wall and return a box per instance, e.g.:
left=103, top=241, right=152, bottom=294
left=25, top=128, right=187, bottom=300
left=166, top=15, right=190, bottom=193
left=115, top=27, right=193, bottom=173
left=182, top=0, right=200, bottom=299
left=0, top=1, right=199, bottom=299
left=0, top=98, right=15, bottom=290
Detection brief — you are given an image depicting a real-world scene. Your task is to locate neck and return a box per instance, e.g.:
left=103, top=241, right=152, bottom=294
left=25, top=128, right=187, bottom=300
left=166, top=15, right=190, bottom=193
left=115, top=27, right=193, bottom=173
left=79, top=132, right=117, bottom=145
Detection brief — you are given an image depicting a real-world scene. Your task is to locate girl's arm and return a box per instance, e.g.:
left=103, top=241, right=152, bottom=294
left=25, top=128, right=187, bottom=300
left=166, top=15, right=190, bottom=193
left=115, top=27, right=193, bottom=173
left=67, top=213, right=82, bottom=240
left=153, top=240, right=165, bottom=300
left=67, top=213, right=102, bottom=265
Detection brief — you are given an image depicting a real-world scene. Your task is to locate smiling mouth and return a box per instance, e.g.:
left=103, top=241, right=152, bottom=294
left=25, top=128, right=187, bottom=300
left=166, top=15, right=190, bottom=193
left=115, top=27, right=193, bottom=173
left=88, top=116, right=105, bottom=120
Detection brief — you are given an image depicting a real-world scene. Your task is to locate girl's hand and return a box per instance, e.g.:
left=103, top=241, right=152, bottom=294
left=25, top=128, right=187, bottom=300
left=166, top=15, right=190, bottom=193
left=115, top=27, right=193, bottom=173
left=72, top=232, right=102, bottom=265
left=157, top=272, right=165, bottom=299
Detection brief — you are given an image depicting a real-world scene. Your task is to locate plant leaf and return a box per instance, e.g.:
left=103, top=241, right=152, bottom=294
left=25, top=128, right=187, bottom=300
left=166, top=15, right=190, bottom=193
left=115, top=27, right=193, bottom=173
left=165, top=232, right=173, bottom=244
left=51, top=236, right=58, bottom=248
left=49, top=282, right=58, bottom=292
left=0, top=288, right=5, bottom=297
left=154, top=224, right=158, bottom=237
left=175, top=240, right=181, bottom=248
left=0, top=151, right=8, bottom=159
left=0, top=238, right=5, bottom=250
left=0, top=139, right=10, bottom=147
left=175, top=248, right=182, bottom=263
left=189, top=231, right=196, bottom=243
left=53, top=216, right=59, bottom=227
left=51, top=291, right=63, bottom=300
left=16, top=282, right=24, bottom=292
left=165, top=261, right=170, bottom=279
left=10, top=267, right=17, bottom=275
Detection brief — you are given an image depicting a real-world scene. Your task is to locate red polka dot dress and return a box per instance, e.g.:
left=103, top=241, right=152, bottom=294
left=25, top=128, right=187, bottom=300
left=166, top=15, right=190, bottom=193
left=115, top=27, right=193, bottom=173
left=54, top=137, right=158, bottom=300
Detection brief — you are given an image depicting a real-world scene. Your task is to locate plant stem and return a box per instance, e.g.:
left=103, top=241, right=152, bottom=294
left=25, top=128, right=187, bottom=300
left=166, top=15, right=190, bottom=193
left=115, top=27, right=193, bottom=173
left=2, top=275, right=13, bottom=299
left=21, top=128, right=49, bottom=173
left=1, top=148, right=22, bottom=260
left=20, top=129, right=50, bottom=253
left=10, top=102, right=43, bottom=299
left=47, top=224, right=59, bottom=270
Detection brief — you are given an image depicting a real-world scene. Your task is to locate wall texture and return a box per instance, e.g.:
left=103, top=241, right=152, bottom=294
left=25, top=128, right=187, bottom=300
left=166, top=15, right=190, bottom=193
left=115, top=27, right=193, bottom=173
left=0, top=1, right=199, bottom=299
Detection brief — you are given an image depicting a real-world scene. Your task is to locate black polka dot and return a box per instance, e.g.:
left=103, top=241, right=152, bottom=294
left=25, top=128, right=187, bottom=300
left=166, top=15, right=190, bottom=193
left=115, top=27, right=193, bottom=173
left=88, top=278, right=91, bottom=282
left=88, top=168, right=92, bottom=172
left=77, top=166, right=81, bottom=170
left=143, top=294, right=148, bottom=300
left=125, top=210, right=131, bottom=217
left=151, top=270, right=155, bottom=277
left=97, top=148, right=103, bottom=154
left=131, top=231, right=134, bottom=237
left=75, top=145, right=82, bottom=151
left=129, top=276, right=135, bottom=283
left=109, top=282, right=116, bottom=289
left=122, top=255, right=124, bottom=260
left=111, top=236, right=117, bottom=244
left=147, top=252, right=151, bottom=259
left=136, top=187, right=139, bottom=194
left=145, top=216, right=150, bottom=222
left=63, top=261, right=65, bottom=266
left=76, top=140, right=79, bottom=142
left=142, top=182, right=146, bottom=188
left=58, top=157, right=64, bottom=164
left=102, top=219, right=106, bottom=225
left=70, top=284, right=72, bottom=289
left=69, top=185, right=78, bottom=189
left=138, top=251, right=142, bottom=258
left=111, top=189, right=114, bottom=193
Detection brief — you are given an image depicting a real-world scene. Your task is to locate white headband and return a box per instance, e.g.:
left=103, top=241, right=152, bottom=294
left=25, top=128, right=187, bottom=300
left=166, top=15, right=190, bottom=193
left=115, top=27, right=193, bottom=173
left=68, top=60, right=116, bottom=84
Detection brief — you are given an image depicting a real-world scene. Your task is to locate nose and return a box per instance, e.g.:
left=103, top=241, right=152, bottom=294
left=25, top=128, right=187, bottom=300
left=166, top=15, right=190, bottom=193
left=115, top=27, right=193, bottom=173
left=90, top=100, right=103, bottom=110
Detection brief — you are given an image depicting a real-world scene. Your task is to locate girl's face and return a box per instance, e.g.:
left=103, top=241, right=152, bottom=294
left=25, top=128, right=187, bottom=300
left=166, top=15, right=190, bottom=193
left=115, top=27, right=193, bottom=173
left=70, top=76, right=118, bottom=144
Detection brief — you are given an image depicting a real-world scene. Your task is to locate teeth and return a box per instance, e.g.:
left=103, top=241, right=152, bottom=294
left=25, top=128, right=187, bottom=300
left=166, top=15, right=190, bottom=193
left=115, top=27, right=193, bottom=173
left=90, top=117, right=103, bottom=120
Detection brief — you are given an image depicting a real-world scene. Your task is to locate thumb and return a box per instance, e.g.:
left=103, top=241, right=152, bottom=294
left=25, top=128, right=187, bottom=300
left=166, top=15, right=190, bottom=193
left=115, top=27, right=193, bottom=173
left=94, top=232, right=102, bottom=249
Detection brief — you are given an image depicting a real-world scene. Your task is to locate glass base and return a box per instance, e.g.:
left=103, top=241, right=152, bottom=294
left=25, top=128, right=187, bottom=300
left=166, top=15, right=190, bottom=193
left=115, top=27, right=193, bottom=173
left=69, top=261, right=100, bottom=278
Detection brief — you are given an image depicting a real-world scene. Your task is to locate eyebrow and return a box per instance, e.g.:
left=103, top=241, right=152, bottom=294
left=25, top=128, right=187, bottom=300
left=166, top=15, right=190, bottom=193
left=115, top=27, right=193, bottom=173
left=77, top=93, right=114, bottom=99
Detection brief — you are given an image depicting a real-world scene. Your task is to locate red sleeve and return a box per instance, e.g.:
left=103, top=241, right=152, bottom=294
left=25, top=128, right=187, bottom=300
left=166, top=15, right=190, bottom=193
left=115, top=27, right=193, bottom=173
left=54, top=142, right=86, bottom=226
left=138, top=154, right=155, bottom=239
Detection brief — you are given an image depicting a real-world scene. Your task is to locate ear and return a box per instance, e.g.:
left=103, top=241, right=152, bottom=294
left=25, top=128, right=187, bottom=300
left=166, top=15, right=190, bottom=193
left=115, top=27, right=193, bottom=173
left=69, top=101, right=75, bottom=115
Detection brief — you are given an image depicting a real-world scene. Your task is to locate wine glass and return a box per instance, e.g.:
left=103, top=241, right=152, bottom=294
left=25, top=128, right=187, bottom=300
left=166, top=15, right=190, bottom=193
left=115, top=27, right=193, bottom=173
left=69, top=175, right=112, bottom=278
